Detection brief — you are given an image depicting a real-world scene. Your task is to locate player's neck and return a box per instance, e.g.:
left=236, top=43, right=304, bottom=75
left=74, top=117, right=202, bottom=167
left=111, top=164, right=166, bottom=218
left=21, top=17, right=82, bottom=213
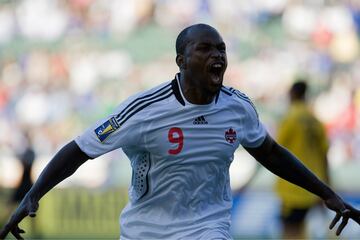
left=179, top=74, right=216, bottom=105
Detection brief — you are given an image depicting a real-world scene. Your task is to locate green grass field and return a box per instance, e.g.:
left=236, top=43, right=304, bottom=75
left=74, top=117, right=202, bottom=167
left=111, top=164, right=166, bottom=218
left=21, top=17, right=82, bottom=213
left=0, top=187, right=129, bottom=239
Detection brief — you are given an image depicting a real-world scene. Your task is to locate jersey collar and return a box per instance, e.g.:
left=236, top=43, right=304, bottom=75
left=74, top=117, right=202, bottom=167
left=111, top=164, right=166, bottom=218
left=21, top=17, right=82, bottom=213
left=172, top=73, right=220, bottom=106
left=171, top=73, right=186, bottom=106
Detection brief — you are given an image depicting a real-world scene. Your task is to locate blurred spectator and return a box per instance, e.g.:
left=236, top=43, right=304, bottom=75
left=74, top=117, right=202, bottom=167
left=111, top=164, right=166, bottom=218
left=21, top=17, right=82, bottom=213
left=10, top=130, right=35, bottom=204
left=6, top=129, right=38, bottom=236
left=275, top=80, right=330, bottom=239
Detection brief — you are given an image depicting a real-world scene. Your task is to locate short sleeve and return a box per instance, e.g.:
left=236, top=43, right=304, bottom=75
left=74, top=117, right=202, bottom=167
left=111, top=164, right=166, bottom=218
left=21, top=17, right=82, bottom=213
left=239, top=99, right=267, bottom=148
left=75, top=96, right=144, bottom=158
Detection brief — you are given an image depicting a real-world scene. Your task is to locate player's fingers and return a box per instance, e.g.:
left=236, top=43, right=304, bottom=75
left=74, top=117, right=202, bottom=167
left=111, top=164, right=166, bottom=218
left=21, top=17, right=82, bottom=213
left=344, top=203, right=360, bottom=225
left=28, top=200, right=39, bottom=217
left=3, top=208, right=28, bottom=235
left=18, top=226, right=25, bottom=234
left=329, top=212, right=341, bottom=229
left=11, top=231, right=24, bottom=240
left=336, top=216, right=349, bottom=236
left=353, top=217, right=360, bottom=225
left=10, top=225, right=24, bottom=240
left=29, top=211, right=36, bottom=217
left=334, top=209, right=351, bottom=236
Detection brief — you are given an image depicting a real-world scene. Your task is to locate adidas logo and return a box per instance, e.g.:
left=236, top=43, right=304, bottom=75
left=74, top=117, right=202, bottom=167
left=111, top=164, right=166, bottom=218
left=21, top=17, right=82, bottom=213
left=193, top=116, right=208, bottom=125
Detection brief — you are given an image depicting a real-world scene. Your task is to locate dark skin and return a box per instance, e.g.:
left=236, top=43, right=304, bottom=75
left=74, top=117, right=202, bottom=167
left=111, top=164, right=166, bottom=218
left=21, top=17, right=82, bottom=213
left=1, top=24, right=359, bottom=239
left=176, top=25, right=227, bottom=104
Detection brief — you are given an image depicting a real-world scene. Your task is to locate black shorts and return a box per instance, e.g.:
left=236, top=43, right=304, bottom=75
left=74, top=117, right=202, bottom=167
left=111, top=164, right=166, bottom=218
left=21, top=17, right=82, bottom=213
left=280, top=206, right=310, bottom=224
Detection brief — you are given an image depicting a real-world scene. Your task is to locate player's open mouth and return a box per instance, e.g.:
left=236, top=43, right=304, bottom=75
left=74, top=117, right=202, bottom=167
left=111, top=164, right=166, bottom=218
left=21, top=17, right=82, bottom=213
left=208, top=62, right=224, bottom=84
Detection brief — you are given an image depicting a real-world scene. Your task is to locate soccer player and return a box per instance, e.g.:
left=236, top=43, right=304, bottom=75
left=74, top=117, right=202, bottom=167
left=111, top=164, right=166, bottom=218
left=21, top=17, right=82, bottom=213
left=275, top=80, right=330, bottom=238
left=1, top=23, right=359, bottom=239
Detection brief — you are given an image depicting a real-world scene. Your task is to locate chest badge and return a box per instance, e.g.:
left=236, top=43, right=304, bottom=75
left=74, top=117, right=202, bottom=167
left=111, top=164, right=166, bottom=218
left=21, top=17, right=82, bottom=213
left=225, top=128, right=237, bottom=143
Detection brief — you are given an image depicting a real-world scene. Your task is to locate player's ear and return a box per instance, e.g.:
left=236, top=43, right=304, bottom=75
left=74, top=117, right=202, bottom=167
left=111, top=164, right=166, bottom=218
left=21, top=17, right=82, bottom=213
left=176, top=55, right=186, bottom=70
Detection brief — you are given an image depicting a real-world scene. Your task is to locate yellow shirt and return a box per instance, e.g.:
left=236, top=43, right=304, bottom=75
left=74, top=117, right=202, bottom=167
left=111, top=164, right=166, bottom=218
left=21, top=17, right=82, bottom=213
left=275, top=101, right=329, bottom=208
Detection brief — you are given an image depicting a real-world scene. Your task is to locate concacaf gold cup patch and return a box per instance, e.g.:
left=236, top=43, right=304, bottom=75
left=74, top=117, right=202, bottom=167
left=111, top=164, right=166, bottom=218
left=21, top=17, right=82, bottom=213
left=95, top=117, right=120, bottom=142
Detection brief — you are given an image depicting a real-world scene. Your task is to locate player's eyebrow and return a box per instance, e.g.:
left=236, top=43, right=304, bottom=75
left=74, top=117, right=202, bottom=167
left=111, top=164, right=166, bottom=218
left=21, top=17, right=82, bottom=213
left=197, top=41, right=211, bottom=45
left=195, top=41, right=225, bottom=48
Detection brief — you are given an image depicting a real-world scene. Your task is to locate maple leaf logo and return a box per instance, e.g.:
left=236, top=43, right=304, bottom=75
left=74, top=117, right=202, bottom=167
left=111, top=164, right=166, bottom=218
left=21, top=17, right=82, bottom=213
left=225, top=128, right=237, bottom=143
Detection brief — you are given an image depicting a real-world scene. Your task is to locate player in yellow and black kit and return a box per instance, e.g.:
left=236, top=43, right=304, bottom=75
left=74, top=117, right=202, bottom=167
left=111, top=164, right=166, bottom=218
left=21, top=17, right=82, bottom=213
left=276, top=80, right=329, bottom=239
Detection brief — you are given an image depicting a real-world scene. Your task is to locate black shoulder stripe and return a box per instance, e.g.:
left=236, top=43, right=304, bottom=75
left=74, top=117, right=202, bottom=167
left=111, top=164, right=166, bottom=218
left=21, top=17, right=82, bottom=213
left=118, top=91, right=173, bottom=125
left=116, top=85, right=172, bottom=124
left=115, top=83, right=171, bottom=119
left=115, top=83, right=172, bottom=119
left=230, top=88, right=259, bottom=121
left=226, top=87, right=259, bottom=121
left=221, top=87, right=232, bottom=96
left=229, top=87, right=253, bottom=105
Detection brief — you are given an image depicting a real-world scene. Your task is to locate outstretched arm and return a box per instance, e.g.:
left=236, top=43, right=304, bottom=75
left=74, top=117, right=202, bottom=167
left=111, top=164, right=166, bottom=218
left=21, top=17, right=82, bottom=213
left=244, top=134, right=360, bottom=236
left=0, top=140, right=90, bottom=239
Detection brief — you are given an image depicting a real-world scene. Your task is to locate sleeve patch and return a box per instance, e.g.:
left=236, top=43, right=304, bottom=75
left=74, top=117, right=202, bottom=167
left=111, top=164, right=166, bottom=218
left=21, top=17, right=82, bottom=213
left=94, top=117, right=120, bottom=142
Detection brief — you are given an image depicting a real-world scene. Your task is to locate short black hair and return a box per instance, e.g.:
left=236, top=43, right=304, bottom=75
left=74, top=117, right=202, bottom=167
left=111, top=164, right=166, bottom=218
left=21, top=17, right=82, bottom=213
left=290, top=80, right=307, bottom=99
left=176, top=26, right=191, bottom=55
left=175, top=24, right=216, bottom=55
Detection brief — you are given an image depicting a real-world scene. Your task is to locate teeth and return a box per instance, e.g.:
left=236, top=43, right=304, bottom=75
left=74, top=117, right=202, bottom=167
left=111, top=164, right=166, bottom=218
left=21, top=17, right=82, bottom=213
left=213, top=64, right=222, bottom=68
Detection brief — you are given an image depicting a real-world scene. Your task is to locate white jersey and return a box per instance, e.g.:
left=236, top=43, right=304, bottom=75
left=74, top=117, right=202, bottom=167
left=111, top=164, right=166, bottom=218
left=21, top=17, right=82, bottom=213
left=75, top=74, right=267, bottom=239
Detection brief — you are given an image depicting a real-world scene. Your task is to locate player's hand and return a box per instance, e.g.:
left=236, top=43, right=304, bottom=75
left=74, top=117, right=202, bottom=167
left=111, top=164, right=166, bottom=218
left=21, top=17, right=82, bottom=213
left=0, top=194, right=38, bottom=240
left=344, top=202, right=360, bottom=225
left=324, top=195, right=360, bottom=236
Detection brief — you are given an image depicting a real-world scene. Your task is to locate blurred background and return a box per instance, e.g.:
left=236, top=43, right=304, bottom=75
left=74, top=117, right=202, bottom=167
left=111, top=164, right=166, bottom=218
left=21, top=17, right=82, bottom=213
left=0, top=0, right=360, bottom=239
